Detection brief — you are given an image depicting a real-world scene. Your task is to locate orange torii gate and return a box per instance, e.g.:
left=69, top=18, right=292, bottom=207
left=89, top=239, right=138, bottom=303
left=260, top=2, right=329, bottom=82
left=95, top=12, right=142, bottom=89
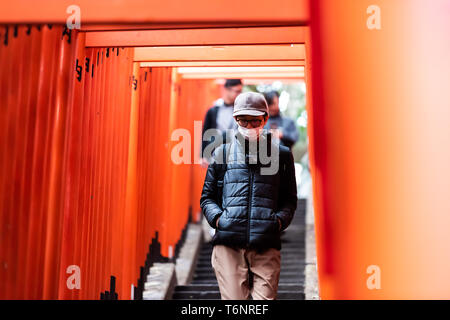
left=0, top=0, right=450, bottom=300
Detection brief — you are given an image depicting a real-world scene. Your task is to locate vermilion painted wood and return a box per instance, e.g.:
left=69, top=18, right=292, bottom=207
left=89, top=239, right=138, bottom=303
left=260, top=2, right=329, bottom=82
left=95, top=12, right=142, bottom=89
left=157, top=68, right=166, bottom=255
left=145, top=66, right=156, bottom=262
left=308, top=0, right=450, bottom=299
left=139, top=61, right=305, bottom=67
left=139, top=67, right=151, bottom=267
left=110, top=48, right=120, bottom=298
left=135, top=67, right=145, bottom=277
left=78, top=47, right=94, bottom=300
left=16, top=26, right=43, bottom=300
left=148, top=67, right=158, bottom=253
left=88, top=47, right=101, bottom=298
left=146, top=67, right=159, bottom=261
left=85, top=26, right=306, bottom=48
left=1, top=25, right=18, bottom=299
left=95, top=47, right=107, bottom=297
left=117, top=47, right=129, bottom=298
left=134, top=45, right=306, bottom=62
left=0, top=32, right=220, bottom=299
left=85, top=47, right=102, bottom=300
left=118, top=48, right=133, bottom=298
left=151, top=67, right=161, bottom=258
left=177, top=79, right=221, bottom=223
left=8, top=25, right=29, bottom=300
left=161, top=67, right=173, bottom=257
left=167, top=70, right=181, bottom=248
left=58, top=31, right=75, bottom=300
left=0, top=22, right=311, bottom=300
left=102, top=44, right=113, bottom=298
left=129, top=61, right=140, bottom=296
left=43, top=27, right=67, bottom=300
left=81, top=22, right=305, bottom=32
left=0, top=0, right=309, bottom=25
left=10, top=28, right=25, bottom=297
left=95, top=47, right=107, bottom=299
left=135, top=66, right=142, bottom=276
left=0, top=36, right=6, bottom=279
left=122, top=60, right=139, bottom=300
left=42, top=26, right=63, bottom=300
left=0, top=32, right=9, bottom=299
left=56, top=30, right=84, bottom=300
left=30, top=26, right=61, bottom=300
left=11, top=26, right=30, bottom=297
left=19, top=26, right=41, bottom=299
left=133, top=66, right=191, bottom=261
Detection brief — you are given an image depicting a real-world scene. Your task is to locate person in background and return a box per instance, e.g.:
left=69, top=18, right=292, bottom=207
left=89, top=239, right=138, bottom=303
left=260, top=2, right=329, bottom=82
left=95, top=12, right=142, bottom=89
left=201, top=79, right=243, bottom=167
left=263, top=90, right=299, bottom=150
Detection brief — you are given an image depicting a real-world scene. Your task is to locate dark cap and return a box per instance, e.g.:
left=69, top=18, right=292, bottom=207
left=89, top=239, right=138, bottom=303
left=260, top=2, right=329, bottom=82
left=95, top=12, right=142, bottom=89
left=233, top=92, right=269, bottom=117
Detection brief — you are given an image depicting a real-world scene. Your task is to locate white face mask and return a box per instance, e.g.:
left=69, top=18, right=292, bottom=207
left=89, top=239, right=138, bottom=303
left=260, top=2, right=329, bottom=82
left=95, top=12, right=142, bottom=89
left=238, top=125, right=263, bottom=141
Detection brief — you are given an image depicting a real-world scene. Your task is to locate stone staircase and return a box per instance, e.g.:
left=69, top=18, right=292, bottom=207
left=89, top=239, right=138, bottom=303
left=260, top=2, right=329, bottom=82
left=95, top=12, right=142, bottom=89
left=172, top=199, right=306, bottom=300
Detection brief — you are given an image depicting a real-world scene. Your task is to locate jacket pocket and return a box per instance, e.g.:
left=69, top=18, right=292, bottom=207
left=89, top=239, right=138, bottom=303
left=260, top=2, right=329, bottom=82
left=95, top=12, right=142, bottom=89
left=216, top=208, right=227, bottom=230
left=217, top=215, right=224, bottom=231
left=271, top=211, right=281, bottom=233
left=269, top=209, right=276, bottom=221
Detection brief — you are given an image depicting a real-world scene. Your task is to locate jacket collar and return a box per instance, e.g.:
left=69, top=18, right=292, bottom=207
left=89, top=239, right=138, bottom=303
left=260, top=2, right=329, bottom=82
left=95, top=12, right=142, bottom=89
left=232, top=131, right=274, bottom=166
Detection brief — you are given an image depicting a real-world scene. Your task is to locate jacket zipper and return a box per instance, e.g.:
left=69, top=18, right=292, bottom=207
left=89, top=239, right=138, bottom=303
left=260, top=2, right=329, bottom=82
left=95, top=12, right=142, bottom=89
left=247, top=167, right=253, bottom=247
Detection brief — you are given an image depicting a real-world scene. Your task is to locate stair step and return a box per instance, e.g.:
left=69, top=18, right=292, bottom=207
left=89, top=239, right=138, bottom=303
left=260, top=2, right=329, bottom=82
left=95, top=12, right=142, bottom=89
left=197, top=253, right=305, bottom=259
left=194, top=266, right=303, bottom=275
left=175, top=284, right=304, bottom=292
left=193, top=274, right=304, bottom=281
left=199, top=246, right=304, bottom=249
left=172, top=291, right=220, bottom=299
left=197, top=255, right=306, bottom=260
left=199, top=248, right=305, bottom=253
left=172, top=291, right=305, bottom=300
left=195, top=259, right=306, bottom=267
left=194, top=262, right=306, bottom=270
left=194, top=265, right=303, bottom=273
left=190, top=279, right=304, bottom=285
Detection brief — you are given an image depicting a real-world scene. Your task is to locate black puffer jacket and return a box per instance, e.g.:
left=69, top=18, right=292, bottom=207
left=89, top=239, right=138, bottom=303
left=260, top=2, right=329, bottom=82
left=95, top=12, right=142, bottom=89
left=200, top=132, right=297, bottom=252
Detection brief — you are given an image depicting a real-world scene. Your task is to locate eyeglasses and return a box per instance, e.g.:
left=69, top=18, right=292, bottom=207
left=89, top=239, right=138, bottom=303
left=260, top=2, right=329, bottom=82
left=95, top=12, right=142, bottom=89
left=236, top=118, right=263, bottom=128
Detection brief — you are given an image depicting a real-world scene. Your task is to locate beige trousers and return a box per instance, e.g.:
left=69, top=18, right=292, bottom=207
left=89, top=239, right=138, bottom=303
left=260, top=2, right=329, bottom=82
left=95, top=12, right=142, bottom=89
left=211, top=244, right=281, bottom=300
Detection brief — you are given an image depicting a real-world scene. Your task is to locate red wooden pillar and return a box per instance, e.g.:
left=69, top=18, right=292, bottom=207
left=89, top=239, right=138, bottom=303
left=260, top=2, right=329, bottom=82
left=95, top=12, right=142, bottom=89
left=309, top=0, right=450, bottom=299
